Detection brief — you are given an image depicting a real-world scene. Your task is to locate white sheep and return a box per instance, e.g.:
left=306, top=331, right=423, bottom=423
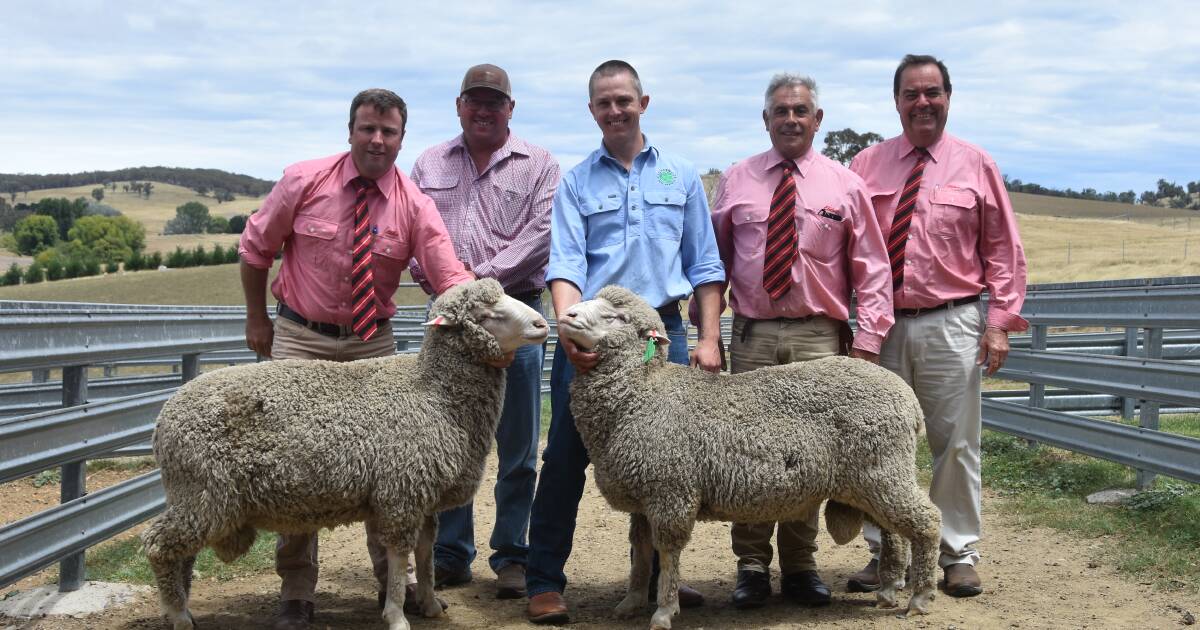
left=557, top=285, right=941, bottom=630
left=140, top=279, right=548, bottom=630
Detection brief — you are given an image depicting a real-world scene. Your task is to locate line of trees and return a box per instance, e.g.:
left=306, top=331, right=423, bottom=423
left=164, top=202, right=249, bottom=235
left=0, top=242, right=242, bottom=287
left=0, top=166, right=274, bottom=199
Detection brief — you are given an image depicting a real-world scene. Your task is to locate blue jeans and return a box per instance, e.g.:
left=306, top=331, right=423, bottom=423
left=435, top=296, right=544, bottom=574
left=526, top=305, right=688, bottom=596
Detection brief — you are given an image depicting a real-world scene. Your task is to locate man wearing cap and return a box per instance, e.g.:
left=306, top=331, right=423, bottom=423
left=524, top=59, right=725, bottom=624
left=240, top=88, right=474, bottom=630
left=710, top=72, right=892, bottom=610
left=410, top=63, right=560, bottom=600
left=847, top=54, right=1028, bottom=598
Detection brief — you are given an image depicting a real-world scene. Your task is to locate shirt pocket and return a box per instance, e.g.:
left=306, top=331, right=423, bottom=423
left=731, top=206, right=769, bottom=255
left=643, top=189, right=687, bottom=242
left=420, top=174, right=460, bottom=211
left=580, top=195, right=624, bottom=248
left=291, top=214, right=340, bottom=274
left=929, top=186, right=978, bottom=237
left=492, top=180, right=530, bottom=240
left=798, top=207, right=847, bottom=262
left=369, top=233, right=409, bottom=291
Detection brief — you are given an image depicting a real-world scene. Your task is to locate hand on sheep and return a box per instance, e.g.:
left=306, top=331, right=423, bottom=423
left=690, top=337, right=723, bottom=373
left=561, top=335, right=600, bottom=374
left=977, top=326, right=1010, bottom=376
left=245, top=313, right=274, bottom=358
left=848, top=348, right=880, bottom=364
left=486, top=351, right=516, bottom=369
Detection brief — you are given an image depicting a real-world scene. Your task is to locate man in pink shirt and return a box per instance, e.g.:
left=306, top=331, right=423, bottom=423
left=239, top=88, right=474, bottom=630
left=410, top=64, right=559, bottom=600
left=710, top=73, right=892, bottom=610
left=848, top=55, right=1028, bottom=598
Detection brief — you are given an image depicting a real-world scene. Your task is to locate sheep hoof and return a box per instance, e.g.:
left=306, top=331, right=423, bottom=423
left=614, top=595, right=645, bottom=618
left=169, top=610, right=194, bottom=630
left=875, top=586, right=899, bottom=609
left=650, top=606, right=676, bottom=629
left=905, top=588, right=935, bottom=615
left=421, top=596, right=447, bottom=618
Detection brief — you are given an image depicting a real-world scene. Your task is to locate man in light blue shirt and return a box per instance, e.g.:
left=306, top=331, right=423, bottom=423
left=525, top=59, right=726, bottom=624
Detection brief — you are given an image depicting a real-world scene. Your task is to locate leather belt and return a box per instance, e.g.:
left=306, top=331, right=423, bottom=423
left=736, top=313, right=827, bottom=342
left=277, top=302, right=389, bottom=338
left=509, top=289, right=544, bottom=304
left=894, top=294, right=981, bottom=318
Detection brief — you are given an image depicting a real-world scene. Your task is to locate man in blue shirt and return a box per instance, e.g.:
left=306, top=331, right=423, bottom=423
left=524, top=59, right=726, bottom=624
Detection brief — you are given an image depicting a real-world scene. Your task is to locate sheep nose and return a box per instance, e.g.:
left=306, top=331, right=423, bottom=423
left=532, top=318, right=548, bottom=329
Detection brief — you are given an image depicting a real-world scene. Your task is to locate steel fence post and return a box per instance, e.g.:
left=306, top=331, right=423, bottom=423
left=1136, top=328, right=1164, bottom=489
left=58, top=365, right=88, bottom=592
left=181, top=353, right=200, bottom=383
left=1026, top=324, right=1048, bottom=447
left=1121, top=328, right=1139, bottom=419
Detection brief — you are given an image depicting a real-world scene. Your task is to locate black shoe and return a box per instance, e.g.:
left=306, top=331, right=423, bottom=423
left=378, top=585, right=449, bottom=615
left=433, top=564, right=473, bottom=589
left=731, top=569, right=771, bottom=610
left=273, top=599, right=313, bottom=630
left=781, top=570, right=831, bottom=607
left=647, top=579, right=705, bottom=608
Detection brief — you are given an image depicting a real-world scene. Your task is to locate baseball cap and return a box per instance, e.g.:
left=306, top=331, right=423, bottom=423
left=460, top=64, right=512, bottom=99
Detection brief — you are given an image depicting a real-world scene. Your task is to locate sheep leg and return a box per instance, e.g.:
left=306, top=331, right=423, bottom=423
left=614, top=513, right=654, bottom=618
left=874, top=529, right=906, bottom=608
left=414, top=514, right=445, bottom=618
left=866, top=483, right=942, bottom=615
left=142, top=508, right=203, bottom=630
left=382, top=546, right=412, bottom=630
left=649, top=545, right=682, bottom=630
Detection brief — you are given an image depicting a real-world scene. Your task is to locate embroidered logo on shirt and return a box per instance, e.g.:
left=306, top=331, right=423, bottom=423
left=656, top=169, right=676, bottom=186
left=818, top=207, right=844, bottom=222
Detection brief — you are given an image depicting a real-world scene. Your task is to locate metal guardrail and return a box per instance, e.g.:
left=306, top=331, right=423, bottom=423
left=2, top=276, right=1200, bottom=592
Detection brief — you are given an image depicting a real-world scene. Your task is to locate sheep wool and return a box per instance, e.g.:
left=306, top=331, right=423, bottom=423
left=140, top=278, right=547, bottom=630
left=563, top=285, right=941, bottom=630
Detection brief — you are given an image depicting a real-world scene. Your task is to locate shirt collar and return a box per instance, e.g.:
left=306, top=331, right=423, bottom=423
left=897, top=133, right=947, bottom=164
left=763, top=146, right=815, bottom=177
left=443, top=131, right=530, bottom=163
left=593, top=134, right=656, bottom=167
left=340, top=152, right=397, bottom=200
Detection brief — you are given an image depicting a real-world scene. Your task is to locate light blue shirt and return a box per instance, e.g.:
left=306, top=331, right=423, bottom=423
left=546, top=136, right=725, bottom=307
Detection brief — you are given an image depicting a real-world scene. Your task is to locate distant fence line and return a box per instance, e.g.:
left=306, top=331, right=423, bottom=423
left=2, top=276, right=1200, bottom=593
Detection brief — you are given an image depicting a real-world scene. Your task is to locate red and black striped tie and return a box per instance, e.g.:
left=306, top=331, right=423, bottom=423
left=886, top=148, right=929, bottom=291
left=350, top=177, right=379, bottom=341
left=763, top=164, right=798, bottom=300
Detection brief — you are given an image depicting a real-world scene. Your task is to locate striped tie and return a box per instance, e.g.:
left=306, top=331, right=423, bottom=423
left=350, top=177, right=379, bottom=341
left=763, top=164, right=798, bottom=300
left=886, top=148, right=929, bottom=291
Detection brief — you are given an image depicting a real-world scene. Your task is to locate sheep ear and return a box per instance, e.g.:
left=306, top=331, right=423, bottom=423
left=643, top=329, right=670, bottom=344
left=422, top=314, right=457, bottom=327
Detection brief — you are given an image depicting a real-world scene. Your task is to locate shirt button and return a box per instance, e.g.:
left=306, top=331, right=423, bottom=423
left=385, top=247, right=391, bottom=253
left=308, top=227, right=315, bottom=233
left=631, top=185, right=638, bottom=191
left=632, top=205, right=639, bottom=210
left=344, top=276, right=350, bottom=282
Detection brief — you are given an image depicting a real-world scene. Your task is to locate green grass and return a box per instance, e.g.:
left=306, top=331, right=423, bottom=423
left=83, top=531, right=277, bottom=585
left=980, top=425, right=1200, bottom=593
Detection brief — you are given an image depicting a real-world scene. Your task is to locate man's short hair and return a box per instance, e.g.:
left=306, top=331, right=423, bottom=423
left=349, top=89, right=408, bottom=133
left=588, top=60, right=643, bottom=99
left=893, top=54, right=952, bottom=97
left=764, top=73, right=820, bottom=112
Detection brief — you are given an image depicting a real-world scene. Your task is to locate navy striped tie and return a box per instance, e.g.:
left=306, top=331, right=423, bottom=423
left=763, top=164, right=797, bottom=300
left=887, top=148, right=929, bottom=291
left=350, top=177, right=379, bottom=341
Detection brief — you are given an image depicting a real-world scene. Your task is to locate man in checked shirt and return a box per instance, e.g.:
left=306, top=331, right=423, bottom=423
left=409, top=63, right=560, bottom=600
left=848, top=54, right=1028, bottom=598
left=706, top=73, right=892, bottom=610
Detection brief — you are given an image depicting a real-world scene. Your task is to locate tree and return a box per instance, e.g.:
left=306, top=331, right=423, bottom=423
left=22, top=261, right=43, bottom=284
left=13, top=215, right=59, bottom=255
left=1118, top=190, right=1136, bottom=204
left=1140, top=190, right=1158, bottom=205
left=91, top=187, right=105, bottom=203
left=208, top=244, right=227, bottom=265
left=191, top=244, right=209, bottom=266
left=1157, top=179, right=1185, bottom=199
left=1189, top=181, right=1200, bottom=195
left=67, top=215, right=146, bottom=263
left=195, top=185, right=210, bottom=197
left=3, top=263, right=22, bottom=286
left=227, top=214, right=247, bottom=234
left=821, top=128, right=884, bottom=165
left=215, top=189, right=235, bottom=203
left=45, top=257, right=64, bottom=281
left=164, top=202, right=212, bottom=234
left=142, top=182, right=154, bottom=198
left=33, top=197, right=88, bottom=240
left=147, top=251, right=163, bottom=269
left=1170, top=195, right=1189, bottom=209
left=126, top=250, right=145, bottom=271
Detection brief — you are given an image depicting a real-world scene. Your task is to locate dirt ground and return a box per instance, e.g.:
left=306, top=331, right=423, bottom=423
left=2, top=452, right=1197, bottom=630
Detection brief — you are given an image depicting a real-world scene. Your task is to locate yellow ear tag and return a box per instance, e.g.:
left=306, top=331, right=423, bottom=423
left=642, top=330, right=658, bottom=363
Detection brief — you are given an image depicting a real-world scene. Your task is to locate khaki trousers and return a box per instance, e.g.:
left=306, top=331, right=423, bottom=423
left=863, top=301, right=984, bottom=568
left=269, top=316, right=413, bottom=602
left=728, top=314, right=839, bottom=575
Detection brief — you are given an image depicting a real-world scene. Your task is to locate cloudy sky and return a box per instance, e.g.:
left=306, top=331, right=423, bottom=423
left=3, top=1, right=1197, bottom=195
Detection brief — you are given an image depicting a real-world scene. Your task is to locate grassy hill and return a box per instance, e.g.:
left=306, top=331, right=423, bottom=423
left=19, top=182, right=263, bottom=254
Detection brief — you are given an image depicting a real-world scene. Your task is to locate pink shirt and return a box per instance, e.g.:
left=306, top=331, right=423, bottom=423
left=712, top=147, right=894, bottom=354
left=409, top=133, right=559, bottom=295
left=239, top=152, right=472, bottom=325
left=850, top=134, right=1028, bottom=332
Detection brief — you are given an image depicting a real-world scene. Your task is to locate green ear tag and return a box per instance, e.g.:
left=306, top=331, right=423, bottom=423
left=642, top=337, right=657, bottom=363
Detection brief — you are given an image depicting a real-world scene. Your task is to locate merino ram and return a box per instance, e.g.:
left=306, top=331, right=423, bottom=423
left=140, top=279, right=548, bottom=630
left=558, top=285, right=941, bottom=630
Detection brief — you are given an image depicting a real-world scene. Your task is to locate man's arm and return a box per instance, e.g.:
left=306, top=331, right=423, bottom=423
left=689, top=282, right=723, bottom=372
left=240, top=261, right=273, bottom=358
left=410, top=194, right=475, bottom=293
left=844, top=180, right=893, bottom=363
left=677, top=167, right=726, bottom=373
left=976, top=155, right=1029, bottom=375
left=550, top=279, right=599, bottom=374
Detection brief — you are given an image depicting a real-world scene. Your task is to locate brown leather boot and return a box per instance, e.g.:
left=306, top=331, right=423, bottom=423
left=272, top=599, right=313, bottom=630
left=527, top=591, right=569, bottom=624
left=943, top=563, right=983, bottom=597
left=846, top=559, right=880, bottom=592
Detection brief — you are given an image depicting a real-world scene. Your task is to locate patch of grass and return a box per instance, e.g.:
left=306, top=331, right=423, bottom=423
left=87, top=456, right=157, bottom=474
left=84, top=530, right=277, bottom=585
left=981, top=430, right=1200, bottom=592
